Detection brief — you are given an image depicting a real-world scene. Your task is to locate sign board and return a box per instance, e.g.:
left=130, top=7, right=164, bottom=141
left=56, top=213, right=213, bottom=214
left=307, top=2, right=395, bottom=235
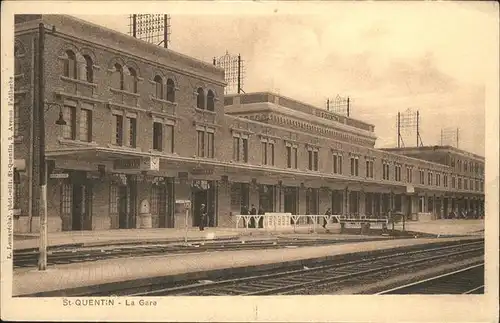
left=191, top=168, right=214, bottom=176
left=114, top=158, right=141, bottom=170
left=50, top=173, right=69, bottom=179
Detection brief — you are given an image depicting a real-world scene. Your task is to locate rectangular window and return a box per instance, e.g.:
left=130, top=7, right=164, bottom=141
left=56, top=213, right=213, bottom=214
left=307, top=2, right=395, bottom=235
left=419, top=170, right=425, bottom=185
left=79, top=109, right=91, bottom=142
left=428, top=172, right=433, bottom=185
left=452, top=176, right=456, bottom=188
left=350, top=157, right=359, bottom=176
left=293, top=147, right=298, bottom=169
left=436, top=173, right=441, bottom=186
left=268, top=142, right=274, bottom=165
left=197, top=130, right=205, bottom=157
left=475, top=180, right=479, bottom=191
left=207, top=132, right=214, bottom=158
left=153, top=122, right=163, bottom=151
left=406, top=167, right=413, bottom=183
left=333, top=154, right=343, bottom=174
left=165, top=124, right=174, bottom=153
left=458, top=178, right=462, bottom=189
left=233, top=137, right=240, bottom=161
left=261, top=140, right=274, bottom=165
left=112, top=114, right=123, bottom=145
left=286, top=146, right=292, bottom=168
left=109, top=184, right=118, bottom=214
left=242, top=138, right=248, bottom=163
left=444, top=174, right=448, bottom=187
left=365, top=160, right=374, bottom=178
left=261, top=142, right=267, bottom=165
left=464, top=178, right=468, bottom=190
left=127, top=117, right=136, bottom=148
left=308, top=150, right=318, bottom=171
left=469, top=179, right=473, bottom=191
left=383, top=163, right=390, bottom=180
left=61, top=183, right=72, bottom=216
left=480, top=180, right=484, bottom=192
left=395, top=164, right=402, bottom=181
left=63, top=105, right=76, bottom=140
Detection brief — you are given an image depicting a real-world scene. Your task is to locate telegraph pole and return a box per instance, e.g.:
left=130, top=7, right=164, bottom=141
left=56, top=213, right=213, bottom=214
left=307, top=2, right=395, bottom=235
left=38, top=22, right=48, bottom=271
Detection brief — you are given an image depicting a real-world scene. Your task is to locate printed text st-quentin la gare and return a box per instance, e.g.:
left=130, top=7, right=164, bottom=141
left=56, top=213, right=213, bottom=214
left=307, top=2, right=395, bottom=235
left=62, top=298, right=158, bottom=307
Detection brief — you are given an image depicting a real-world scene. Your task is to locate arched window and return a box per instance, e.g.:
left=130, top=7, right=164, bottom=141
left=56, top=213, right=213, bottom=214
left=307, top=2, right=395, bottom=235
left=113, top=63, right=124, bottom=90
left=207, top=90, right=215, bottom=111
left=154, top=75, right=163, bottom=99
left=196, top=87, right=205, bottom=110
left=64, top=50, right=77, bottom=79
left=128, top=67, right=138, bottom=93
left=166, top=78, right=175, bottom=102
left=83, top=55, right=93, bottom=82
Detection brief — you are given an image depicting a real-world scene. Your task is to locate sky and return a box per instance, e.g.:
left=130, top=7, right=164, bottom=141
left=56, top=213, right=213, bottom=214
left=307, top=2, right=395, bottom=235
left=76, top=1, right=498, bottom=156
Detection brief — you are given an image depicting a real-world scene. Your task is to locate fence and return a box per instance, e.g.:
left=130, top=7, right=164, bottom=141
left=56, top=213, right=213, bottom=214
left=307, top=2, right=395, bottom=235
left=235, top=213, right=390, bottom=232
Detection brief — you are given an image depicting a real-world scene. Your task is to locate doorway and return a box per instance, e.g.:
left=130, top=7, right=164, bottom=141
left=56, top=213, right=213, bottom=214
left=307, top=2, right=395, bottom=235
left=284, top=187, right=298, bottom=215
left=117, top=175, right=138, bottom=229
left=70, top=171, right=92, bottom=231
left=192, top=180, right=217, bottom=227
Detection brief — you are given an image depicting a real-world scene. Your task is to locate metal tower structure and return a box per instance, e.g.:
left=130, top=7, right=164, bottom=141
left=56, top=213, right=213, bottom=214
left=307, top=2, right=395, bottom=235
left=441, top=127, right=460, bottom=148
left=397, top=108, right=423, bottom=148
left=128, top=14, right=171, bottom=48
left=326, top=95, right=350, bottom=117
left=213, top=51, right=245, bottom=94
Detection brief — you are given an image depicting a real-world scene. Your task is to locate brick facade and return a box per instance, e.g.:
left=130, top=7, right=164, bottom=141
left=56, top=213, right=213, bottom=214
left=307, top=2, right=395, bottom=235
left=13, top=15, right=485, bottom=233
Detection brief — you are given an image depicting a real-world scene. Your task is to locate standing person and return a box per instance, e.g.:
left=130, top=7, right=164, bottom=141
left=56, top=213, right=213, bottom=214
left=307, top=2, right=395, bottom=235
left=250, top=204, right=257, bottom=228
left=240, top=205, right=249, bottom=228
left=258, top=207, right=265, bottom=228
left=199, top=204, right=207, bottom=231
left=323, top=207, right=332, bottom=229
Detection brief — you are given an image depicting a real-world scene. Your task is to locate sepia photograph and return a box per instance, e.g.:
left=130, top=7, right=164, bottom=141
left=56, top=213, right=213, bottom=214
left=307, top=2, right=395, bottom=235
left=1, top=1, right=498, bottom=322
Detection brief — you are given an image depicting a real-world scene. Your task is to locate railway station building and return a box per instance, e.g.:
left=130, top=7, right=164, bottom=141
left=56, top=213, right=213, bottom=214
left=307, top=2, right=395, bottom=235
left=13, top=15, right=485, bottom=233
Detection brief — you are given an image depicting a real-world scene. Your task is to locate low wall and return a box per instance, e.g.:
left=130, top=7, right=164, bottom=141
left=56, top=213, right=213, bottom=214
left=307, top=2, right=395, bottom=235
left=14, top=216, right=62, bottom=233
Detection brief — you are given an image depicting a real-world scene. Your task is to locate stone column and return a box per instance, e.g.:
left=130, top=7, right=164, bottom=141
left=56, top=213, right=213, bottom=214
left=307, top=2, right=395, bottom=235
left=432, top=194, right=436, bottom=218
left=359, top=190, right=365, bottom=216
left=344, top=187, right=349, bottom=216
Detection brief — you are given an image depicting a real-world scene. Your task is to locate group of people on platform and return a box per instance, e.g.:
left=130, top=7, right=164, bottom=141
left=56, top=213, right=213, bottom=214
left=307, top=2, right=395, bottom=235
left=240, top=204, right=266, bottom=228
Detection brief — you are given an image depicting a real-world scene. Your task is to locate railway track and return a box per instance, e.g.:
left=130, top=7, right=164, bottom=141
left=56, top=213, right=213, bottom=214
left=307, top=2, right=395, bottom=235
left=376, top=264, right=484, bottom=294
left=13, top=237, right=390, bottom=268
left=105, top=240, right=483, bottom=296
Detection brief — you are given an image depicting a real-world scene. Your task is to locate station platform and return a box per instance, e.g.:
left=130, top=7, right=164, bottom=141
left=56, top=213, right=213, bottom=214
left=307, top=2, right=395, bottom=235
left=11, top=235, right=480, bottom=296
left=393, top=219, right=484, bottom=236
left=13, top=219, right=484, bottom=251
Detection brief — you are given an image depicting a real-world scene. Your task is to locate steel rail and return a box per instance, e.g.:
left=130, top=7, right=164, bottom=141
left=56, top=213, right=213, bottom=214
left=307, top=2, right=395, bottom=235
left=13, top=238, right=391, bottom=268
left=376, top=263, right=484, bottom=295
left=124, top=241, right=483, bottom=296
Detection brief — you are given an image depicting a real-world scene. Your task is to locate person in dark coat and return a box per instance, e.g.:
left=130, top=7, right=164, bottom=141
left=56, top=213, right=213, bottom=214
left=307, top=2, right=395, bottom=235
left=323, top=207, right=332, bottom=229
left=199, top=204, right=207, bottom=231
left=250, top=204, right=257, bottom=228
left=258, top=207, right=265, bottom=228
left=240, top=205, right=249, bottom=227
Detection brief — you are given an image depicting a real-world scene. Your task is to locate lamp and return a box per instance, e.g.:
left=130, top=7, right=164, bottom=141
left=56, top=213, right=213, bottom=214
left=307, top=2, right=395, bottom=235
left=55, top=109, right=66, bottom=126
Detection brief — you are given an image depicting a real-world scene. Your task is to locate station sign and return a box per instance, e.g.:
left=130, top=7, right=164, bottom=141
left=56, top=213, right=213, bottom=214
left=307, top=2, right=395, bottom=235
left=114, top=158, right=141, bottom=170
left=191, top=168, right=214, bottom=176
left=113, top=157, right=160, bottom=172
left=50, top=173, right=69, bottom=179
